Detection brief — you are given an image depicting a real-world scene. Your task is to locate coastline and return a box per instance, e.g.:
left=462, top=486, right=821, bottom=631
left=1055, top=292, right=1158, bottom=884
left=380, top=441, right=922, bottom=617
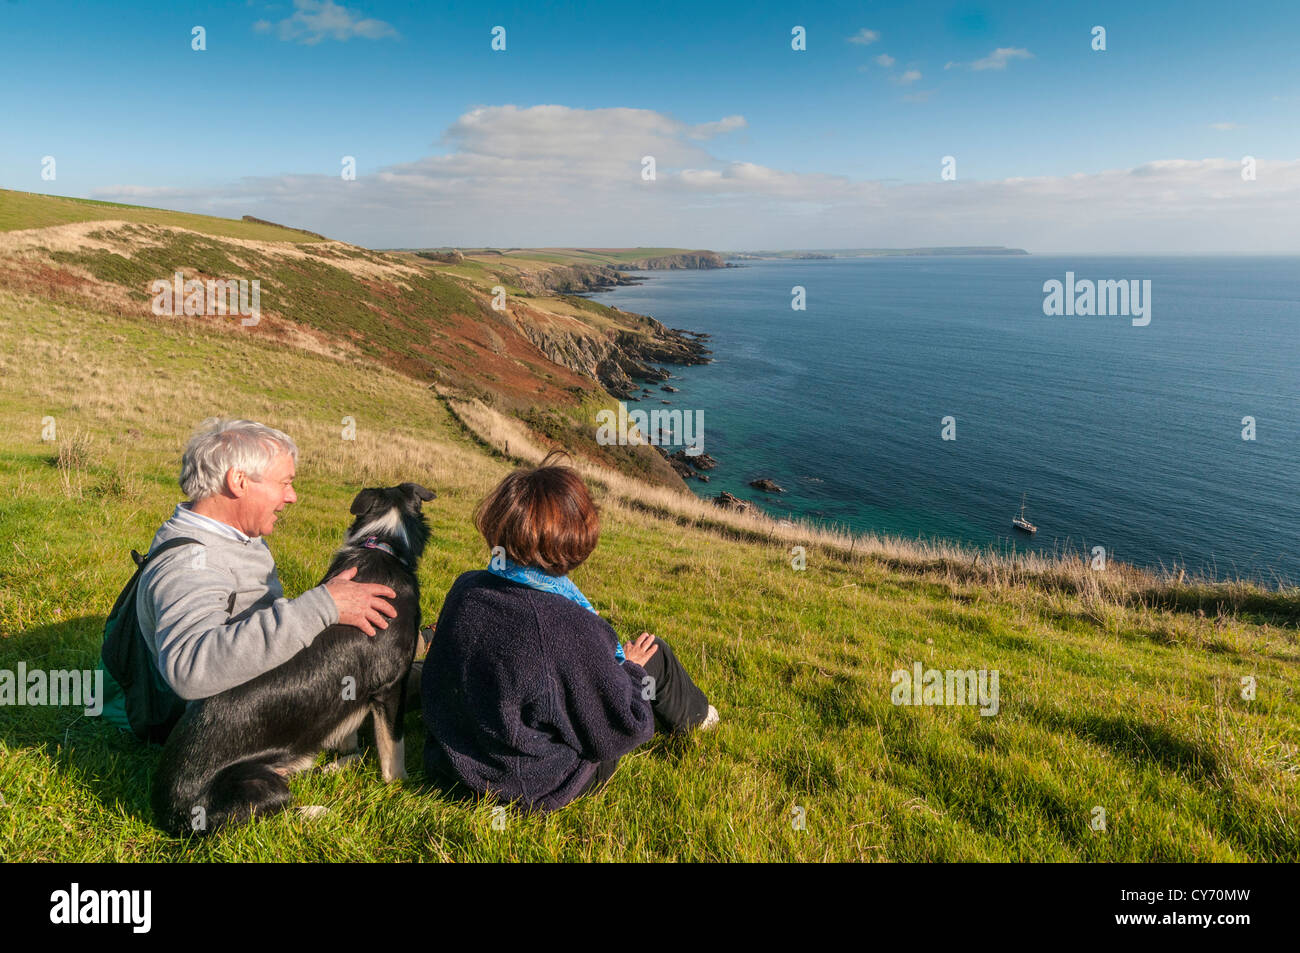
left=586, top=256, right=1300, bottom=588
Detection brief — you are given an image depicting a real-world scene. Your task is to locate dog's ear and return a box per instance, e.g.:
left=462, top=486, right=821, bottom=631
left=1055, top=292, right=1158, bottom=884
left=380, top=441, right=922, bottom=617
left=350, top=488, right=386, bottom=516
left=401, top=482, right=437, bottom=504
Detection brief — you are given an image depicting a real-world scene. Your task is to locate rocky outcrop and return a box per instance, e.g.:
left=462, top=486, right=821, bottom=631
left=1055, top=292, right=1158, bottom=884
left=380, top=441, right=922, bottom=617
left=416, top=249, right=465, bottom=264
left=510, top=313, right=712, bottom=399
left=666, top=456, right=694, bottom=479
left=490, top=255, right=717, bottom=398
left=749, top=478, right=785, bottom=493
left=672, top=449, right=717, bottom=471
left=712, top=492, right=754, bottom=513
left=615, top=328, right=710, bottom=372
left=510, top=320, right=625, bottom=391
left=508, top=263, right=639, bottom=295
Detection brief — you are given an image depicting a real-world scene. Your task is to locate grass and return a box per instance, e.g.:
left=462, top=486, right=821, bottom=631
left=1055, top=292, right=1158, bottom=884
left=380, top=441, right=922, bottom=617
left=0, top=188, right=324, bottom=243
left=1, top=285, right=1297, bottom=862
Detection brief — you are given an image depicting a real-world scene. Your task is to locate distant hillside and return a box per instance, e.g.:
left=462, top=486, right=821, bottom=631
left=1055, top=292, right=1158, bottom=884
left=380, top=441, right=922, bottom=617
left=395, top=247, right=728, bottom=293
left=399, top=247, right=726, bottom=267
left=730, top=246, right=1030, bottom=259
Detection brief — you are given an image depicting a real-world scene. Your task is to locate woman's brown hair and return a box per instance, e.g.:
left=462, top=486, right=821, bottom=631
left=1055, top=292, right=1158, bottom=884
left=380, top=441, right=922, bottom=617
left=474, top=449, right=600, bottom=576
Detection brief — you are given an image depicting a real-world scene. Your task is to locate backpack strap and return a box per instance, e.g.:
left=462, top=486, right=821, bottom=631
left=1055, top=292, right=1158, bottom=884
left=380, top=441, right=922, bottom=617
left=138, top=535, right=236, bottom=615
left=132, top=535, right=202, bottom=568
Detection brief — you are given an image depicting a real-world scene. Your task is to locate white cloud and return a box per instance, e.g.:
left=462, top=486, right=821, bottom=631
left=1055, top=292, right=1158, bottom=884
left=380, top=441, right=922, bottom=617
left=970, top=47, right=1034, bottom=70
left=892, top=69, right=922, bottom=85
left=848, top=29, right=880, bottom=46
left=257, top=0, right=398, bottom=45
left=902, top=90, right=935, bottom=103
left=875, top=54, right=895, bottom=67
left=688, top=115, right=748, bottom=139
left=91, top=106, right=1300, bottom=252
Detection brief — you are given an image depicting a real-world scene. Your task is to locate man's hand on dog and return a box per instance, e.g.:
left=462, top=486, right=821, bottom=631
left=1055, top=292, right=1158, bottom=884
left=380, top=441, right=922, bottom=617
left=325, top=566, right=398, bottom=636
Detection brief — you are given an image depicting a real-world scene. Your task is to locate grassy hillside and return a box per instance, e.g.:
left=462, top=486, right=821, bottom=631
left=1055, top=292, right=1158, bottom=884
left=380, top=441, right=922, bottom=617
left=0, top=191, right=689, bottom=488
left=0, top=188, right=325, bottom=243
left=1, top=285, right=1297, bottom=861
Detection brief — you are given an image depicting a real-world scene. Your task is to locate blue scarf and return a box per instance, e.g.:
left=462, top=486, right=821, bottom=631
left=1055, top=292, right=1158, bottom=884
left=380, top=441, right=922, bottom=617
left=488, top=557, right=625, bottom=662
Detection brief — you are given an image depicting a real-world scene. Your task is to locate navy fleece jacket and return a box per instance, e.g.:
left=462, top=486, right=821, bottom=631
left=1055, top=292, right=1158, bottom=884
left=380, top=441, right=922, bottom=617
left=421, top=571, right=655, bottom=811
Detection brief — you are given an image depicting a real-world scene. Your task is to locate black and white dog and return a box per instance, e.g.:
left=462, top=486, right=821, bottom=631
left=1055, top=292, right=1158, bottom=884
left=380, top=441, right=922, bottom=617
left=152, top=482, right=435, bottom=837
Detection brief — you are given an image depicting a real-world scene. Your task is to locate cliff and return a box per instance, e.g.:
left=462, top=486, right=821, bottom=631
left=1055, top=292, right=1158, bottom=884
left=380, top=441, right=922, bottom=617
left=508, top=308, right=711, bottom=399
left=451, top=249, right=729, bottom=294
left=612, top=251, right=728, bottom=270
left=507, top=262, right=640, bottom=295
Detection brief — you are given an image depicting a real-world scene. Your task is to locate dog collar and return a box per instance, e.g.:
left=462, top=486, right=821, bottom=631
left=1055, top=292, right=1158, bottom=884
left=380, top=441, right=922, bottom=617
left=361, top=536, right=395, bottom=556
left=361, top=536, right=410, bottom=569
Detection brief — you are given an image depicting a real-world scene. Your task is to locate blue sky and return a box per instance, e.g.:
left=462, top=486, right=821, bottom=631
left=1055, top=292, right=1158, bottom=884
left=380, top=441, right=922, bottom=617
left=2, top=0, right=1298, bottom=251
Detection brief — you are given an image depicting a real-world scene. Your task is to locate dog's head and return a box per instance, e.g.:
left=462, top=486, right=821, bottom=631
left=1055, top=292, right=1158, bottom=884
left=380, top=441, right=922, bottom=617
left=346, top=482, right=436, bottom=562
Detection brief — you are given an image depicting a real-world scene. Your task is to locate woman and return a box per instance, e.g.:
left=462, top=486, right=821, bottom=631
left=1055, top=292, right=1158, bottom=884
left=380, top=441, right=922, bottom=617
left=421, top=450, right=717, bottom=811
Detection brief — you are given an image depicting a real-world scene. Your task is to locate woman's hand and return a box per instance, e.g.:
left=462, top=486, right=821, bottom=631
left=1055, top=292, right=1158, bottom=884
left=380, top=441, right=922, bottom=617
left=623, top=631, right=659, bottom=667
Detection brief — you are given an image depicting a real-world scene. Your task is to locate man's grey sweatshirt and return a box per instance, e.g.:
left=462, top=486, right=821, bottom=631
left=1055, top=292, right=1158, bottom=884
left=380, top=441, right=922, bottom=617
left=136, top=509, right=339, bottom=700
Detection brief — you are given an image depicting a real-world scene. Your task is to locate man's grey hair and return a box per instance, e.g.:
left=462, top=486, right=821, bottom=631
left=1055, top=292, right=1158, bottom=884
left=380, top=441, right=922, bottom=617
left=179, top=418, right=298, bottom=501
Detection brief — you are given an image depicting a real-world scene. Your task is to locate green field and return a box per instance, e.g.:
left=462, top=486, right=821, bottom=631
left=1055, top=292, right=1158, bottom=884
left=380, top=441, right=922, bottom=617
left=1, top=283, right=1297, bottom=861
left=0, top=188, right=325, bottom=243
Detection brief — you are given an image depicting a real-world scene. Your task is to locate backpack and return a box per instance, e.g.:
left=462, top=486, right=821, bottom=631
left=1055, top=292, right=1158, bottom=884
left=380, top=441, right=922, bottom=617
left=98, top=536, right=200, bottom=744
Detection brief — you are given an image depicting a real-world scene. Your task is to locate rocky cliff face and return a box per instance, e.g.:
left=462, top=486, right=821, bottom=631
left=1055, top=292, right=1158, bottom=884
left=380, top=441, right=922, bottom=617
left=492, top=252, right=719, bottom=397
left=510, top=263, right=639, bottom=295
left=509, top=310, right=711, bottom=399
left=507, top=252, right=728, bottom=294
left=415, top=249, right=465, bottom=264
left=614, top=252, right=728, bottom=271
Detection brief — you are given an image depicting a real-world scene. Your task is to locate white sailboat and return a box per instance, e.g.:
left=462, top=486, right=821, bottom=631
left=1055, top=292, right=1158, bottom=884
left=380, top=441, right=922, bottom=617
left=1012, top=494, right=1037, bottom=534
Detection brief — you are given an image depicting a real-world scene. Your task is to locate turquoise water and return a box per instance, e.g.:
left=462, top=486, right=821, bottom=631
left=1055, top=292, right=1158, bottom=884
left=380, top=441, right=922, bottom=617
left=589, top=257, right=1300, bottom=583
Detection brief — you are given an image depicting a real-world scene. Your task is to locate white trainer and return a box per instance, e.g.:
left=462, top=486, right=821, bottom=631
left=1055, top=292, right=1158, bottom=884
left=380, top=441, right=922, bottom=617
left=699, top=705, right=721, bottom=731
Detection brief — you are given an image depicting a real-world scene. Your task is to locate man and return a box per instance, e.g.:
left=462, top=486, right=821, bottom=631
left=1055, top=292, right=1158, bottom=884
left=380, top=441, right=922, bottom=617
left=135, top=418, right=396, bottom=702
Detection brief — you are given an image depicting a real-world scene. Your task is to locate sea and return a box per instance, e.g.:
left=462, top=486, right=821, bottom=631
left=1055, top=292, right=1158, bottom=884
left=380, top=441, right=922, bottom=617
left=588, top=256, right=1300, bottom=584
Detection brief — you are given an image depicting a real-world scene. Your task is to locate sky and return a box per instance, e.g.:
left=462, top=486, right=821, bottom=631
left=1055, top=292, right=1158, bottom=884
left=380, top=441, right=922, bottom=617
left=1, top=0, right=1298, bottom=252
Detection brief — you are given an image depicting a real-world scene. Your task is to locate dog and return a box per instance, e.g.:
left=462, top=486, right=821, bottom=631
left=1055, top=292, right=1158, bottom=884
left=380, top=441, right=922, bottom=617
left=151, top=482, right=435, bottom=837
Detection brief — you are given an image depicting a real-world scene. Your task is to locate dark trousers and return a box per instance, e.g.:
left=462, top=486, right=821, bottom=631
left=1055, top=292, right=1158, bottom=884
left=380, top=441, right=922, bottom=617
left=581, top=636, right=709, bottom=795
